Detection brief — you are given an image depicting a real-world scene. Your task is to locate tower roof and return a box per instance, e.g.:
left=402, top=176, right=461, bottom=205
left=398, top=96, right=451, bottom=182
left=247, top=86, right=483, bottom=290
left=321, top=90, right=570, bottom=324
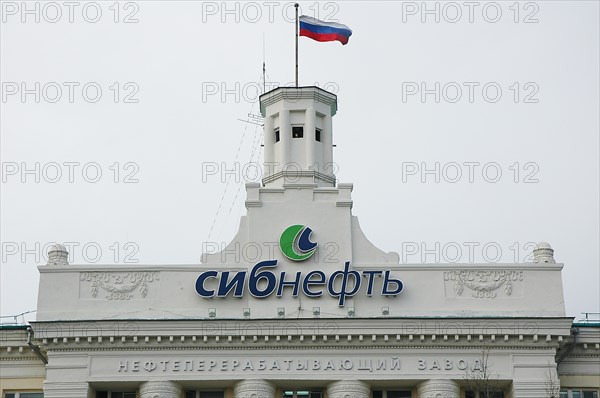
left=259, top=86, right=338, bottom=117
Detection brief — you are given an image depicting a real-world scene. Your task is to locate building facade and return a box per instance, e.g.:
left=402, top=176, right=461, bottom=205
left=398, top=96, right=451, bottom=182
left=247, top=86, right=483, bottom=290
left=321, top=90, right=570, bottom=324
left=1, top=87, right=599, bottom=398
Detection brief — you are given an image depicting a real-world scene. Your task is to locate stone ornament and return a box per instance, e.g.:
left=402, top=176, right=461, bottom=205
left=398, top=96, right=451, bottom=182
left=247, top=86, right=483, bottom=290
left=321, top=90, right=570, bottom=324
left=47, top=244, right=69, bottom=266
left=447, top=270, right=522, bottom=298
left=139, top=380, right=181, bottom=398
left=533, top=242, right=556, bottom=263
left=80, top=271, right=159, bottom=300
left=416, top=379, right=460, bottom=398
left=327, top=380, right=371, bottom=398
left=234, top=379, right=276, bottom=398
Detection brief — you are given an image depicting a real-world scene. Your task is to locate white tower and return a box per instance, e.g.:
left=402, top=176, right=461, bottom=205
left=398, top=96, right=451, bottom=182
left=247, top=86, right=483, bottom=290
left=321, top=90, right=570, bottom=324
left=260, top=86, right=337, bottom=187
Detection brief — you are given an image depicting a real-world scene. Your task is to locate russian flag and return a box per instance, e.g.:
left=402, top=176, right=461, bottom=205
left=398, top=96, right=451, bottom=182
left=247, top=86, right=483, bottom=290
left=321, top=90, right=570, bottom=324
left=299, top=15, right=352, bottom=45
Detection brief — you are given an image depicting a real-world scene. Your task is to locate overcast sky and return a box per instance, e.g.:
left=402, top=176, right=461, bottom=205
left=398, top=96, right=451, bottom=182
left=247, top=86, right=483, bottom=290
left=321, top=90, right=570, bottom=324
left=1, top=1, right=598, bottom=322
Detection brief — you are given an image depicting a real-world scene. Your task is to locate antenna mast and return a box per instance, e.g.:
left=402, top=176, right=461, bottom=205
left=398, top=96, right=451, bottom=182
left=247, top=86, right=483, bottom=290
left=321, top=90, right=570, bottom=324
left=262, top=33, right=266, bottom=94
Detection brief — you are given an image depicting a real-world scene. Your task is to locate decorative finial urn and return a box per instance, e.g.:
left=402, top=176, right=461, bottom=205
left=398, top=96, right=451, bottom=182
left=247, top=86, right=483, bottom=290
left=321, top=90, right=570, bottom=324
left=533, top=242, right=555, bottom=263
left=47, top=243, right=69, bottom=266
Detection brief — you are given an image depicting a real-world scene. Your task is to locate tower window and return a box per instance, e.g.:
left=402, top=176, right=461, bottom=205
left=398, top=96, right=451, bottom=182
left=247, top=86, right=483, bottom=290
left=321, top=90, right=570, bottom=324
left=315, top=128, right=321, bottom=142
left=292, top=126, right=304, bottom=138
left=275, top=128, right=280, bottom=142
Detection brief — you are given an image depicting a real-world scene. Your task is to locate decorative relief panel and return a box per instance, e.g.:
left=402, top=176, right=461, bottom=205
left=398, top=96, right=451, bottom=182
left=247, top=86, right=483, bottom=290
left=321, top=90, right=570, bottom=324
left=443, top=270, right=523, bottom=299
left=79, top=272, right=159, bottom=300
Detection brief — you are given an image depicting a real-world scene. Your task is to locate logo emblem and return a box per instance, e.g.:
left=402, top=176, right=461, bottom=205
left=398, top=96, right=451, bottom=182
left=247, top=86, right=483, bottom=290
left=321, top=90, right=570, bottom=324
left=279, top=225, right=317, bottom=261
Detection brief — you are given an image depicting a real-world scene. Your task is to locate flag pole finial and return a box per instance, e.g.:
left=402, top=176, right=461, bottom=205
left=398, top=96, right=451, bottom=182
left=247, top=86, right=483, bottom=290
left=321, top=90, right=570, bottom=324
left=295, top=3, right=299, bottom=87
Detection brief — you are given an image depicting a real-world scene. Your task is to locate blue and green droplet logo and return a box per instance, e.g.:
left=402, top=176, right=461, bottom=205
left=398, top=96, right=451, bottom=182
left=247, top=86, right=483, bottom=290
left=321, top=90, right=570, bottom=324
left=279, top=225, right=317, bottom=261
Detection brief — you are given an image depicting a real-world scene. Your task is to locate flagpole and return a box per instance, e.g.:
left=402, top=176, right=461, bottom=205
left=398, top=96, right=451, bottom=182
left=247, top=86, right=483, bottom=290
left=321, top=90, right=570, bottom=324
left=295, top=3, right=299, bottom=87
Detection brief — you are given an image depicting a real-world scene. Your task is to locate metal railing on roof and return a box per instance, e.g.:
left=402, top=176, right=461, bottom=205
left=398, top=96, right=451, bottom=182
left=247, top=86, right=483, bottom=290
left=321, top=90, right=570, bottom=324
left=577, top=312, right=600, bottom=324
left=0, top=310, right=36, bottom=326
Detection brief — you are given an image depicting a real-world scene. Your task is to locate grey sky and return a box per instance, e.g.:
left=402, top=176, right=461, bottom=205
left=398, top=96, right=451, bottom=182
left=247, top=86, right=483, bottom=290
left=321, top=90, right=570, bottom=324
left=1, top=1, right=598, bottom=322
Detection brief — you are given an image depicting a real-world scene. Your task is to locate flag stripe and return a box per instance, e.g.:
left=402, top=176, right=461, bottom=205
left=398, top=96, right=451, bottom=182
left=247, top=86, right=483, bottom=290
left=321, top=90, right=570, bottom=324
left=299, top=15, right=351, bottom=31
left=299, top=29, right=350, bottom=45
